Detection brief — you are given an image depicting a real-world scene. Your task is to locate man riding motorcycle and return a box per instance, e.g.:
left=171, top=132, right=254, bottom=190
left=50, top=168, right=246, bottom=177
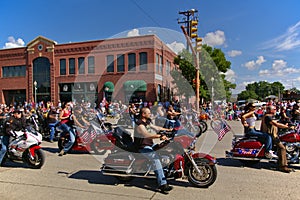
left=0, top=109, right=26, bottom=166
left=133, top=107, right=173, bottom=193
left=260, top=105, right=293, bottom=173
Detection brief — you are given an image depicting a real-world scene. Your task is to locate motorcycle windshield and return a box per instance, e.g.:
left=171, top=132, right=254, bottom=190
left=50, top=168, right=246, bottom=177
left=175, top=128, right=195, bottom=138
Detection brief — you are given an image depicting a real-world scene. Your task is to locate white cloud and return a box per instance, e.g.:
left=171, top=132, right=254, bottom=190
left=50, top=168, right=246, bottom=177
left=232, top=81, right=254, bottom=94
left=263, top=21, right=300, bottom=51
left=244, top=56, right=266, bottom=70
left=224, top=69, right=236, bottom=82
left=227, top=50, right=242, bottom=57
left=166, top=41, right=185, bottom=54
left=3, top=36, right=25, bottom=49
left=203, top=30, right=226, bottom=47
left=259, top=59, right=300, bottom=77
left=272, top=60, right=287, bottom=71
left=127, top=29, right=140, bottom=37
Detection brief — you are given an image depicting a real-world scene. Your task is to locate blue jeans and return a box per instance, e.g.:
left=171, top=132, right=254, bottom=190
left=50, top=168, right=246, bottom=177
left=48, top=121, right=59, bottom=141
left=0, top=135, right=9, bottom=165
left=246, top=128, right=272, bottom=152
left=139, top=146, right=167, bottom=187
left=59, top=123, right=75, bottom=152
left=163, top=119, right=181, bottom=129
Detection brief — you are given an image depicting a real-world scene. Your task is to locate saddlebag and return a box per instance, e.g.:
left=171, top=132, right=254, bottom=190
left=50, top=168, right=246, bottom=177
left=103, top=151, right=135, bottom=173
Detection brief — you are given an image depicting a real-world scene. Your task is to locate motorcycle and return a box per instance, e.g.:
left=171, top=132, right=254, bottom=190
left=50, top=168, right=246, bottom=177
left=1, top=127, right=45, bottom=169
left=225, top=122, right=300, bottom=165
left=57, top=112, right=114, bottom=155
left=179, top=111, right=208, bottom=134
left=101, top=126, right=217, bottom=188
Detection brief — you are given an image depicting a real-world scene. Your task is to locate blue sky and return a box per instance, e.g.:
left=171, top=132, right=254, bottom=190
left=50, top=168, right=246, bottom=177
left=1, top=0, right=300, bottom=94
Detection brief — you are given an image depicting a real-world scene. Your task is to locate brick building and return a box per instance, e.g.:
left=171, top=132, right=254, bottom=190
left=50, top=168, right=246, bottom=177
left=0, top=35, right=178, bottom=106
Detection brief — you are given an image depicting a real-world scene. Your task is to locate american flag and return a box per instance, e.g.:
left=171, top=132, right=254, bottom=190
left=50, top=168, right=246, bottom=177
left=212, top=119, right=231, bottom=141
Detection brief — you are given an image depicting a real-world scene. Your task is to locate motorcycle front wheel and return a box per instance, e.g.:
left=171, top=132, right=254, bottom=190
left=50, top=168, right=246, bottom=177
left=188, top=158, right=217, bottom=188
left=199, top=120, right=208, bottom=133
left=188, top=124, right=203, bottom=137
left=23, top=148, right=45, bottom=169
left=57, top=137, right=66, bottom=151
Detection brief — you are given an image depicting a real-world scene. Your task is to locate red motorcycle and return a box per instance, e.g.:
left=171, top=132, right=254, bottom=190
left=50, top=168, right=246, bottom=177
left=225, top=123, right=300, bottom=165
left=58, top=112, right=115, bottom=155
left=101, top=126, right=217, bottom=188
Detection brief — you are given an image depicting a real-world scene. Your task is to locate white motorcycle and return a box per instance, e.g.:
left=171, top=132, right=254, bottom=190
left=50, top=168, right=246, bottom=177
left=1, top=127, right=45, bottom=169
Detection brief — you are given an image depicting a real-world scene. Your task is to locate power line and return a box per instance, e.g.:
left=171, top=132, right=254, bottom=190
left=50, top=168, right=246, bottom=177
left=130, top=0, right=162, bottom=27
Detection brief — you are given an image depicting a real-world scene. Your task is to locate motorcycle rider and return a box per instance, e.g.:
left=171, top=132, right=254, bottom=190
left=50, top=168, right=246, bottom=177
left=165, top=104, right=181, bottom=128
left=58, top=102, right=75, bottom=156
left=260, top=105, right=293, bottom=173
left=241, top=103, right=277, bottom=159
left=73, top=106, right=90, bottom=129
left=134, top=107, right=173, bottom=193
left=0, top=109, right=26, bottom=166
left=47, top=106, right=59, bottom=143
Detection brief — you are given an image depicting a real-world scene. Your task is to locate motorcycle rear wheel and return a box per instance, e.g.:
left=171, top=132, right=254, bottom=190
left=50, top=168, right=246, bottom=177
left=24, top=148, right=45, bottom=169
left=91, top=139, right=108, bottom=155
left=188, top=158, right=217, bottom=188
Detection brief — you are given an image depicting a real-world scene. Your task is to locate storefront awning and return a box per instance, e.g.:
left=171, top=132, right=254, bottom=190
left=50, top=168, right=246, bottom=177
left=103, top=81, right=114, bottom=92
left=124, top=80, right=147, bottom=92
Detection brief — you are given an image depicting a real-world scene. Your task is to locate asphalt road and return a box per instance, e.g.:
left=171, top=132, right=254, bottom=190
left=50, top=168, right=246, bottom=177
left=0, top=120, right=299, bottom=200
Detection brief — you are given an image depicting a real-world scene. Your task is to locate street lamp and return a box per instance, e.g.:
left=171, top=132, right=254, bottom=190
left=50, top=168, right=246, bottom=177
left=33, top=81, right=37, bottom=105
left=211, top=77, right=214, bottom=110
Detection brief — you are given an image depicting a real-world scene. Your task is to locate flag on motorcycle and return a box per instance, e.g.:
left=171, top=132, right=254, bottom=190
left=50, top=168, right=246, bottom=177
left=211, top=119, right=231, bottom=141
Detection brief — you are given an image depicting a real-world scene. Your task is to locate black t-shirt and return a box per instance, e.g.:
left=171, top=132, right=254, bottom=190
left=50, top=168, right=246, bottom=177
left=47, top=110, right=58, bottom=124
left=134, top=119, right=153, bottom=149
left=264, top=115, right=273, bottom=129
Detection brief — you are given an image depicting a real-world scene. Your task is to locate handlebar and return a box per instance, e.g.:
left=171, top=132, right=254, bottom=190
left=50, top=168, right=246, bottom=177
left=158, top=129, right=175, bottom=139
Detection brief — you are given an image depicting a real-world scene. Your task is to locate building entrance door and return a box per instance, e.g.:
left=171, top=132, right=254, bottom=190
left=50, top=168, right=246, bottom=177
left=33, top=57, right=51, bottom=103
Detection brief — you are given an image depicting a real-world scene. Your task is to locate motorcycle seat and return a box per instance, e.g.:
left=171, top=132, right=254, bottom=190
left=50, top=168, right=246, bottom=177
left=113, top=127, right=138, bottom=152
left=234, top=134, right=259, bottom=141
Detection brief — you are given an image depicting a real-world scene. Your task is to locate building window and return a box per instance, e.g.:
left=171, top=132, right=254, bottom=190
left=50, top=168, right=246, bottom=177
left=88, top=56, right=95, bottom=74
left=2, top=65, right=26, bottom=78
left=69, top=58, right=75, bottom=74
left=60, top=59, right=66, bottom=75
left=166, top=60, right=171, bottom=76
left=78, top=57, right=85, bottom=74
left=139, top=52, right=147, bottom=71
left=156, top=53, right=159, bottom=72
left=117, top=54, right=125, bottom=72
left=159, top=55, right=163, bottom=73
left=106, top=55, right=114, bottom=73
left=128, top=53, right=136, bottom=71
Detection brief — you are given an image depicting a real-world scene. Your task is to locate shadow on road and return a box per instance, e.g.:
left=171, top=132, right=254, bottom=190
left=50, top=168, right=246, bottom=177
left=217, top=157, right=279, bottom=171
left=42, top=147, right=91, bottom=155
left=69, top=170, right=197, bottom=193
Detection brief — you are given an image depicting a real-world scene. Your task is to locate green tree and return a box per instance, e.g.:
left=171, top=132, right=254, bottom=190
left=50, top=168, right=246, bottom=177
left=238, top=81, right=285, bottom=100
left=172, top=44, right=236, bottom=103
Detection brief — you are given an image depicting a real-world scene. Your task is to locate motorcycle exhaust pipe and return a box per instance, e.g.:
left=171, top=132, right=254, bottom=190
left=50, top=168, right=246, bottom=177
left=101, top=170, right=157, bottom=179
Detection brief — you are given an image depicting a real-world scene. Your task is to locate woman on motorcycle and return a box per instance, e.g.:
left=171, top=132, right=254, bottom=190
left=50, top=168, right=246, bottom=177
left=241, top=103, right=277, bottom=159
left=58, top=102, right=75, bottom=156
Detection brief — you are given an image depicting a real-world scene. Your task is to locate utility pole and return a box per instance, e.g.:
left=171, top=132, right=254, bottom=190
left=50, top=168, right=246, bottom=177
left=178, top=9, right=202, bottom=112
